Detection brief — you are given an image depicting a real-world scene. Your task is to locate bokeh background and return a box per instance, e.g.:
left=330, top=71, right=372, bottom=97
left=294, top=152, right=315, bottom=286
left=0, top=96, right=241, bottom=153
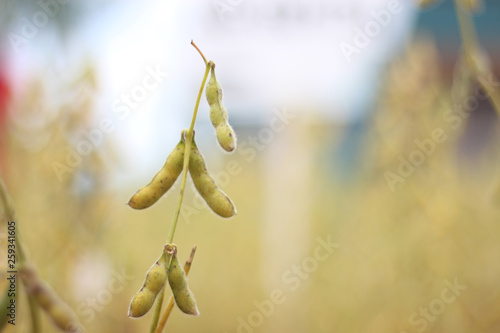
left=1, top=0, right=500, bottom=332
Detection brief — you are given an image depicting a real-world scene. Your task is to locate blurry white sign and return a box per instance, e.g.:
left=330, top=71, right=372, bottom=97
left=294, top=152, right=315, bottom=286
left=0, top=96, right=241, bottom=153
left=171, top=0, right=417, bottom=122
left=3, top=0, right=417, bottom=184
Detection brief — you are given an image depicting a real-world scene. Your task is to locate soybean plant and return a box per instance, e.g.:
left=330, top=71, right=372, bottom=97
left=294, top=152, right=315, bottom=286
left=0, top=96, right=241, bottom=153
left=0, top=179, right=84, bottom=333
left=126, top=41, right=238, bottom=333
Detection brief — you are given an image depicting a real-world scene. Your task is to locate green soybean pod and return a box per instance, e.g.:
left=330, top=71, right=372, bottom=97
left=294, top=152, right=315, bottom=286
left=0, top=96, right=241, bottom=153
left=165, top=244, right=199, bottom=316
left=128, top=288, right=156, bottom=318
left=188, top=137, right=236, bottom=218
left=20, top=265, right=83, bottom=332
left=205, top=62, right=223, bottom=107
left=128, top=257, right=168, bottom=318
left=215, top=121, right=237, bottom=152
left=205, top=61, right=237, bottom=152
left=128, top=133, right=185, bottom=209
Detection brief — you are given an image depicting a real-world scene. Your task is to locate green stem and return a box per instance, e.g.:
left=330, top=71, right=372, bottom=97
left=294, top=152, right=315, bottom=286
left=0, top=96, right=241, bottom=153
left=454, top=0, right=500, bottom=115
left=165, top=61, right=211, bottom=245
left=156, top=246, right=197, bottom=333
left=477, top=75, right=500, bottom=115
left=0, top=178, right=26, bottom=265
left=27, top=294, right=41, bottom=333
left=0, top=178, right=15, bottom=222
left=148, top=254, right=166, bottom=333
left=454, top=0, right=478, bottom=54
left=191, top=40, right=208, bottom=66
left=150, top=42, right=210, bottom=332
left=149, top=286, right=166, bottom=333
left=0, top=178, right=39, bottom=332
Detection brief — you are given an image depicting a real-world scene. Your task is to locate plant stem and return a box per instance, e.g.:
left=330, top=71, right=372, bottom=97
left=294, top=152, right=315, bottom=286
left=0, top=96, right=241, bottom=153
left=150, top=42, right=209, bottom=332
left=0, top=178, right=38, bottom=333
left=148, top=254, right=167, bottom=333
left=149, top=286, right=166, bottom=333
left=191, top=40, right=208, bottom=66
left=0, top=178, right=15, bottom=221
left=454, top=0, right=500, bottom=115
left=27, top=294, right=41, bottom=333
left=156, top=246, right=197, bottom=333
left=165, top=57, right=210, bottom=245
left=454, top=0, right=478, bottom=53
left=477, top=75, right=500, bottom=115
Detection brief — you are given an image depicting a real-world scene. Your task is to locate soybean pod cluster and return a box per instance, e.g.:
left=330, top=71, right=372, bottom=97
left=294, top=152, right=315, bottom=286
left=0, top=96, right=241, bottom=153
left=127, top=46, right=238, bottom=324
left=128, top=245, right=199, bottom=318
left=127, top=60, right=238, bottom=218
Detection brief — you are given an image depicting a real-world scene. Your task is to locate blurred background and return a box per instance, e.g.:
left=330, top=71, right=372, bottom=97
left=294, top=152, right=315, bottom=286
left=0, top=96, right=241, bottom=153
left=1, top=0, right=500, bottom=332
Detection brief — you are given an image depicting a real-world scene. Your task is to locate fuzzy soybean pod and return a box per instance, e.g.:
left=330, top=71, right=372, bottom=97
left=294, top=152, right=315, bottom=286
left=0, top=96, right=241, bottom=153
left=20, top=265, right=83, bottom=332
left=165, top=244, right=199, bottom=316
left=128, top=134, right=185, bottom=209
left=205, top=61, right=237, bottom=152
left=128, top=257, right=168, bottom=318
left=188, top=137, right=236, bottom=218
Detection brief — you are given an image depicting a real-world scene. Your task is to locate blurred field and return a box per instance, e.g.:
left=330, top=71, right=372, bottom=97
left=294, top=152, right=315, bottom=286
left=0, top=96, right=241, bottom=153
left=1, top=37, right=500, bottom=333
